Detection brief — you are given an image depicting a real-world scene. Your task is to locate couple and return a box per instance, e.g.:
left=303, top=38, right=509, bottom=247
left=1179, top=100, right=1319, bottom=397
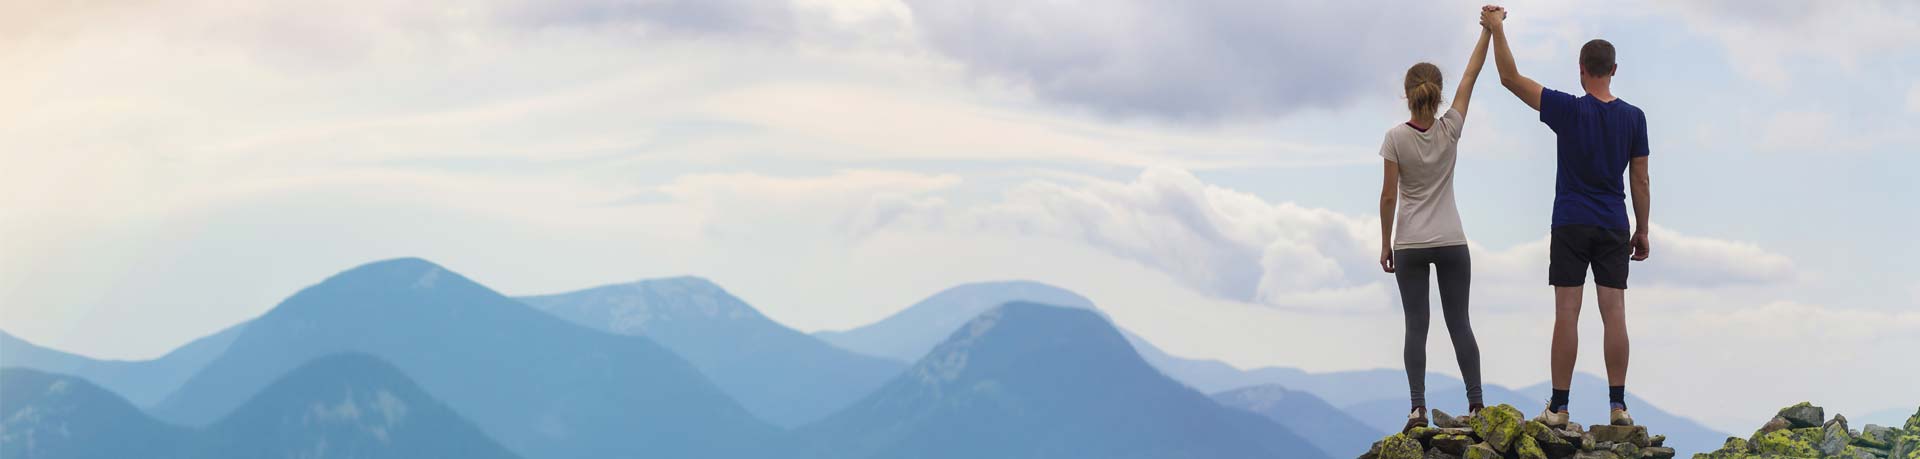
left=1378, top=5, right=1652, bottom=432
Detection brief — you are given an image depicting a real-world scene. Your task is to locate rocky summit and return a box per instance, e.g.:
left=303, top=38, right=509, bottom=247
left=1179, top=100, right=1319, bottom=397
left=1696, top=402, right=1920, bottom=459
left=1359, top=404, right=1679, bottom=459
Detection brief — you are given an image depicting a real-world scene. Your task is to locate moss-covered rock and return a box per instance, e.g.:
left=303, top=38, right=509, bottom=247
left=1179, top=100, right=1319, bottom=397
left=1894, top=434, right=1920, bottom=459
left=1640, top=446, right=1675, bottom=459
left=1607, top=440, right=1639, bottom=459
left=1464, top=442, right=1500, bottom=459
left=1780, top=402, right=1826, bottom=429
left=1432, top=434, right=1471, bottom=455
left=1514, top=435, right=1548, bottom=459
left=1377, top=433, right=1426, bottom=459
left=1468, top=404, right=1524, bottom=453
left=1648, top=434, right=1665, bottom=448
left=1590, top=425, right=1650, bottom=448
left=1523, top=420, right=1576, bottom=457
left=1752, top=427, right=1823, bottom=457
left=1823, top=417, right=1859, bottom=456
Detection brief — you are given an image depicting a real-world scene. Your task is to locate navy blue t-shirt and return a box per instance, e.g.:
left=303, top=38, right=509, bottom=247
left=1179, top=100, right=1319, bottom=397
left=1539, top=87, right=1649, bottom=230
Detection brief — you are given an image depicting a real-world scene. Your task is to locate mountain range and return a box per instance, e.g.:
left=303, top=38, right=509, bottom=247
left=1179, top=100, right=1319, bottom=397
left=149, top=258, right=776, bottom=458
left=1, top=353, right=517, bottom=458
left=796, top=302, right=1329, bottom=459
left=0, top=260, right=1736, bottom=458
left=0, top=323, right=245, bottom=407
left=519, top=277, right=905, bottom=427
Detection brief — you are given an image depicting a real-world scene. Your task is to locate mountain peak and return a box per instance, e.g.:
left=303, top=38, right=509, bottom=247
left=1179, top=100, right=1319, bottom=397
left=326, top=257, right=455, bottom=290
left=910, top=301, right=1148, bottom=386
left=812, top=280, right=1097, bottom=362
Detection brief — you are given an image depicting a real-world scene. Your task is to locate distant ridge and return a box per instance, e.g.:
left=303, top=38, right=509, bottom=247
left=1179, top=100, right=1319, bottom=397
left=0, top=322, right=246, bottom=407
left=2, top=353, right=519, bottom=458
left=797, top=302, right=1329, bottom=459
left=520, top=276, right=906, bottom=427
left=152, top=257, right=776, bottom=459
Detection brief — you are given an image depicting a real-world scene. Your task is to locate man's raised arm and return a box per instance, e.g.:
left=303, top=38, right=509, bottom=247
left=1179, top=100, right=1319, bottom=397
left=1483, top=6, right=1543, bottom=111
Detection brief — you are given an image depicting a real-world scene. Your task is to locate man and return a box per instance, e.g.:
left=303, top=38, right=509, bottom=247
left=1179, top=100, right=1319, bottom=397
left=1481, top=5, right=1652, bottom=427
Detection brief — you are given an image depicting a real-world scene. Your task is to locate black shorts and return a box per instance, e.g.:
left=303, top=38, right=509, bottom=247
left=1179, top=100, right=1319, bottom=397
left=1549, top=224, right=1631, bottom=289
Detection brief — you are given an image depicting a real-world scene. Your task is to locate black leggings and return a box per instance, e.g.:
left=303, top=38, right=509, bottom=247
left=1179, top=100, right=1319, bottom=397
left=1393, top=245, right=1482, bottom=409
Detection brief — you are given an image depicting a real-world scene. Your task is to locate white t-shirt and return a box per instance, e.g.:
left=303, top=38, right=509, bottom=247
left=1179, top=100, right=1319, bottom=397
left=1379, top=109, right=1468, bottom=250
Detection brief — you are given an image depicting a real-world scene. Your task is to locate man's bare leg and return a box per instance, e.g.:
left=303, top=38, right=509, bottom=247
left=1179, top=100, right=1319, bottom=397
left=1595, top=287, right=1629, bottom=386
left=1551, top=286, right=1583, bottom=390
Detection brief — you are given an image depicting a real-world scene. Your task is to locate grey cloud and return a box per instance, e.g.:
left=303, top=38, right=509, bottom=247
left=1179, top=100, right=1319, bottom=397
left=902, top=0, right=1474, bottom=120
left=505, top=0, right=796, bottom=39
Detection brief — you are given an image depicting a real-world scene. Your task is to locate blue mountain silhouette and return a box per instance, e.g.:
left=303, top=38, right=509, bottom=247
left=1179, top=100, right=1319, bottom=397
left=0, top=323, right=245, bottom=407
left=2, top=353, right=518, bottom=458
left=796, top=302, right=1329, bottom=459
left=0, top=368, right=190, bottom=458
left=520, top=276, right=905, bottom=427
left=1212, top=383, right=1384, bottom=457
left=151, top=258, right=775, bottom=458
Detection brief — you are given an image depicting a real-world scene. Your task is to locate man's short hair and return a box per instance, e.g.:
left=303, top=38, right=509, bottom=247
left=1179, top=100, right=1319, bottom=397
left=1580, top=39, right=1617, bottom=77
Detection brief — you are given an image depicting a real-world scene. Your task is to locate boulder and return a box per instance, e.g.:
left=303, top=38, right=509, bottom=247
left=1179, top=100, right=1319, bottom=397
left=1433, top=409, right=1466, bottom=429
left=1422, top=447, right=1461, bottom=459
left=1514, top=435, right=1548, bottom=459
left=1867, top=425, right=1900, bottom=444
left=1467, top=404, right=1524, bottom=453
left=1525, top=421, right=1576, bottom=458
left=1752, top=427, right=1824, bottom=457
left=1646, top=434, right=1664, bottom=448
left=1695, top=436, right=1753, bottom=459
left=1376, top=433, right=1425, bottom=459
left=1637, top=446, right=1675, bottom=459
left=1589, top=425, right=1649, bottom=447
left=1606, top=441, right=1638, bottom=459
left=1826, top=417, right=1862, bottom=456
left=1571, top=450, right=1618, bottom=459
left=1432, top=434, right=1472, bottom=455
left=1464, top=443, right=1500, bottom=459
left=1780, top=402, right=1827, bottom=428
left=1760, top=415, right=1793, bottom=434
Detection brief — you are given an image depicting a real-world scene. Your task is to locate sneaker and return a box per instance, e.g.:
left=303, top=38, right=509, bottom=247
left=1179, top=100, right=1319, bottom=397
left=1402, top=407, right=1430, bottom=433
left=1533, top=406, right=1569, bottom=427
left=1610, top=408, right=1634, bottom=426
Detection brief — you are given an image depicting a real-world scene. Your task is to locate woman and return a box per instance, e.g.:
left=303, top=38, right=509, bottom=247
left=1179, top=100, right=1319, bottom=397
left=1378, top=24, right=1492, bottom=432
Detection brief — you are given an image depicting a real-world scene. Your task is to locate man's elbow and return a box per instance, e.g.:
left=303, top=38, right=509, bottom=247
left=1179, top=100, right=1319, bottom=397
left=1499, top=75, right=1522, bottom=90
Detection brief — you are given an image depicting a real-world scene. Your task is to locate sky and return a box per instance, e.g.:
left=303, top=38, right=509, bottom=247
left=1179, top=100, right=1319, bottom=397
left=3, top=0, right=1917, bottom=433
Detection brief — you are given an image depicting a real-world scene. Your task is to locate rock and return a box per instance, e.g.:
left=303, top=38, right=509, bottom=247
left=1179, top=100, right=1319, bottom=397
left=1422, top=447, right=1461, bottom=459
left=1376, top=433, right=1425, bottom=459
left=1572, top=451, right=1618, bottom=459
left=1752, top=427, right=1824, bottom=457
left=1464, top=442, right=1499, bottom=459
left=1434, top=409, right=1465, bottom=429
left=1437, top=427, right=1475, bottom=437
left=1646, top=434, right=1664, bottom=448
left=1408, top=426, right=1440, bottom=442
left=1867, top=425, right=1900, bottom=444
left=1695, top=437, right=1753, bottom=459
left=1432, top=434, right=1472, bottom=455
left=1895, top=434, right=1920, bottom=459
left=1468, top=404, right=1524, bottom=453
left=1779, top=401, right=1826, bottom=428
left=1589, top=424, right=1649, bottom=447
left=1827, top=417, right=1862, bottom=455
left=1856, top=433, right=1895, bottom=450
left=1760, top=415, right=1793, bottom=433
left=1514, top=435, right=1548, bottom=459
left=1607, top=441, right=1639, bottom=459
left=1637, top=446, right=1675, bottom=459
left=1554, top=427, right=1585, bottom=446
left=1524, top=420, right=1576, bottom=458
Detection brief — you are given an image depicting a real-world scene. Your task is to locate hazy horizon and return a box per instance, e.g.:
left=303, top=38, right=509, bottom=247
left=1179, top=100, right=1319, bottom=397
left=5, top=0, right=1917, bottom=437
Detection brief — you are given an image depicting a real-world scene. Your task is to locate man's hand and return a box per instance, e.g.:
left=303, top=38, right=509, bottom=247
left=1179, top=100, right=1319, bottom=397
left=1480, top=5, right=1507, bottom=31
left=1380, top=246, right=1396, bottom=273
left=1630, top=231, right=1651, bottom=261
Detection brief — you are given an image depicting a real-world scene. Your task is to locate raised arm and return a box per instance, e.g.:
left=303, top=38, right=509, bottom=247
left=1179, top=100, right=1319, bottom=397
left=1483, top=7, right=1543, bottom=111
left=1379, top=159, right=1399, bottom=273
left=1450, top=28, right=1493, bottom=117
left=1629, top=156, right=1651, bottom=260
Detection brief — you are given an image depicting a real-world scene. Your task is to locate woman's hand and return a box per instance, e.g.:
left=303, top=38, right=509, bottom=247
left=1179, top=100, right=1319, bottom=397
left=1380, top=246, right=1396, bottom=273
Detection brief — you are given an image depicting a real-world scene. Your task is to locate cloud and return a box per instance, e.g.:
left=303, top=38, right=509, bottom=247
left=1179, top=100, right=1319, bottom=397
left=1664, top=0, right=1920, bottom=88
left=845, top=167, right=1798, bottom=310
left=900, top=0, right=1475, bottom=120
left=1909, top=82, right=1920, bottom=113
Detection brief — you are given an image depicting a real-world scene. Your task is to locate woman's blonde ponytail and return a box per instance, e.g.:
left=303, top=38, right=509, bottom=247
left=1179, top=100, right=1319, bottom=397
left=1404, top=63, right=1444, bottom=121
